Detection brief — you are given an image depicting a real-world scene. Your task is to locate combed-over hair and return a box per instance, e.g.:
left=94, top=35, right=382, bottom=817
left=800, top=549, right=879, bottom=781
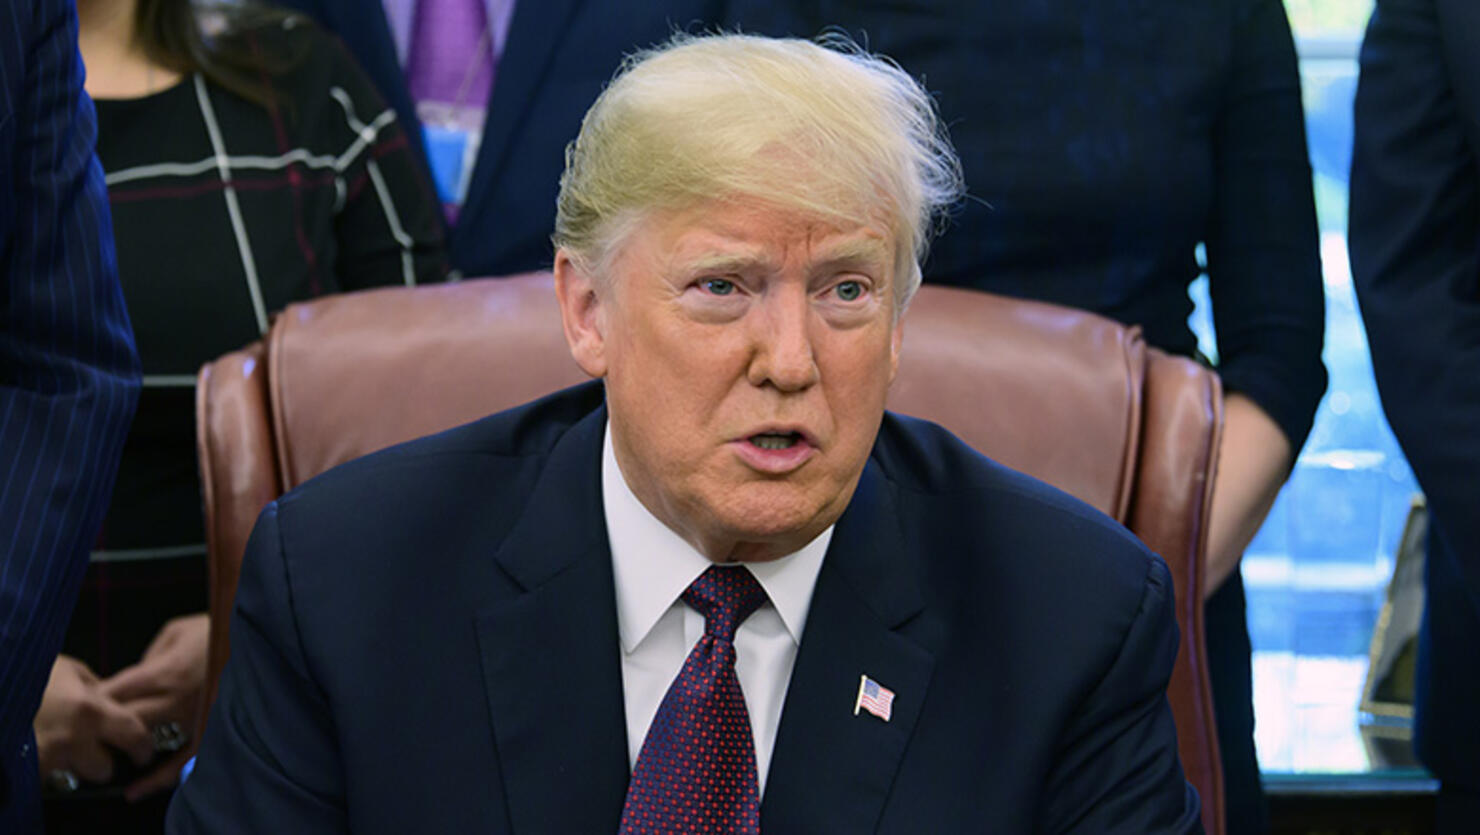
left=553, top=31, right=964, bottom=311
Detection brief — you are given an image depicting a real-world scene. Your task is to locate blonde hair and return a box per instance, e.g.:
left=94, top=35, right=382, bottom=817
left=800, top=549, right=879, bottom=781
left=552, top=31, right=964, bottom=311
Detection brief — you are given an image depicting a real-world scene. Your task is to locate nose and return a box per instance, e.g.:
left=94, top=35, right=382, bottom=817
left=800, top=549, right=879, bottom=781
left=747, top=286, right=819, bottom=392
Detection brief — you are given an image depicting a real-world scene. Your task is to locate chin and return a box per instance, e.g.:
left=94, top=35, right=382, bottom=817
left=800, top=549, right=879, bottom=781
left=707, top=484, right=835, bottom=545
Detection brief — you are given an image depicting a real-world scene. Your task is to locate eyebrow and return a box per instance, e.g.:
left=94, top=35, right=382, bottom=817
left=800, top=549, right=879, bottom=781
left=678, top=237, right=891, bottom=276
left=815, top=237, right=891, bottom=270
left=681, top=252, right=773, bottom=275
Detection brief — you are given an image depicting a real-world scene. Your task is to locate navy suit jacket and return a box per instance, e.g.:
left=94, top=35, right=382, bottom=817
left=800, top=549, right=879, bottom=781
left=271, top=0, right=725, bottom=278
left=1350, top=0, right=1480, bottom=792
left=0, top=0, right=141, bottom=828
left=170, top=382, right=1200, bottom=833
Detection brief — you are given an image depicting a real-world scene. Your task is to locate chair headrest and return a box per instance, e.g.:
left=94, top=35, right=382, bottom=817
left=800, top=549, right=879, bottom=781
left=268, top=275, right=1143, bottom=520
left=887, top=285, right=1143, bottom=520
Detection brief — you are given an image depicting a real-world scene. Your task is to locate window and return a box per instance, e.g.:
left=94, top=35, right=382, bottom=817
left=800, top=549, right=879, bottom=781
left=1191, top=0, right=1428, bottom=778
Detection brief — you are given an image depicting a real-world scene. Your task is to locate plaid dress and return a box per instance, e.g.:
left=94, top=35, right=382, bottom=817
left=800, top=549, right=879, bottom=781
left=62, top=18, right=445, bottom=683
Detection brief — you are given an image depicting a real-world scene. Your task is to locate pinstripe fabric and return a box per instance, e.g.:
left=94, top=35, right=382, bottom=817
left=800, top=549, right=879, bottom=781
left=0, top=0, right=142, bottom=829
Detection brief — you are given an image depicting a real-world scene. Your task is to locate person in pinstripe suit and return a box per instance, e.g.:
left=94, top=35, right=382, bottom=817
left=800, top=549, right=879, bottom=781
left=0, top=0, right=143, bottom=831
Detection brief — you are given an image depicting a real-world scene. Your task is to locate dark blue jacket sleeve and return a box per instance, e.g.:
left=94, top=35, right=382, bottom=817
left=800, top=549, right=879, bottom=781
left=0, top=0, right=141, bottom=824
left=1037, top=557, right=1205, bottom=834
left=1350, top=0, right=1480, bottom=600
left=1206, top=0, right=1328, bottom=450
left=165, top=502, right=349, bottom=833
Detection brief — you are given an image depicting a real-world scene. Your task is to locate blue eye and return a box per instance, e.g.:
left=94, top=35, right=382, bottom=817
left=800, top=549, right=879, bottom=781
left=835, top=280, right=863, bottom=301
left=702, top=278, right=736, bottom=296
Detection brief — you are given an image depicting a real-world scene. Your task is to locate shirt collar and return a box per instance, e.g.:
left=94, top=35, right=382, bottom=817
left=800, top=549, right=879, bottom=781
left=603, top=422, right=831, bottom=654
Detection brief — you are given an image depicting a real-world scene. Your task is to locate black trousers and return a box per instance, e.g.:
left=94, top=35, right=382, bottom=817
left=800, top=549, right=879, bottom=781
left=44, top=791, right=170, bottom=834
left=1437, top=784, right=1480, bottom=834
left=1206, top=572, right=1269, bottom=835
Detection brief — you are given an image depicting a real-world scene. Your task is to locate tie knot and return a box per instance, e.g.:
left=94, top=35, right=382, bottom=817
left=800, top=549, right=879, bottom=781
left=681, top=565, right=768, bottom=642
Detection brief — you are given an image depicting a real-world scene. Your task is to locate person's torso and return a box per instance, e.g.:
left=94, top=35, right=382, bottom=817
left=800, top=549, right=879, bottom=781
left=282, top=0, right=726, bottom=276
left=249, top=384, right=1174, bottom=832
left=825, top=0, right=1239, bottom=357
left=77, top=22, right=389, bottom=669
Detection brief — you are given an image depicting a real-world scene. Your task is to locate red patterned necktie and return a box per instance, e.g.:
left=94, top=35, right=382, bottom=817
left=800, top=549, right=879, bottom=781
left=619, top=565, right=769, bottom=835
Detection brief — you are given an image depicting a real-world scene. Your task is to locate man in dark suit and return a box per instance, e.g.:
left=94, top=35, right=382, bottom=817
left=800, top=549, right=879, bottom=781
left=170, top=33, right=1201, bottom=833
left=1350, top=0, right=1480, bottom=828
left=272, top=0, right=727, bottom=279
left=0, top=0, right=142, bottom=830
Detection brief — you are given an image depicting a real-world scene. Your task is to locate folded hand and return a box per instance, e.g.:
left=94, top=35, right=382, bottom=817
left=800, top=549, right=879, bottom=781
left=101, top=612, right=211, bottom=800
left=35, top=655, right=155, bottom=784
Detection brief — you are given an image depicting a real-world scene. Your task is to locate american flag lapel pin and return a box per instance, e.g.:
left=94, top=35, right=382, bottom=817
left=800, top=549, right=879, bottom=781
left=854, top=674, right=895, bottom=722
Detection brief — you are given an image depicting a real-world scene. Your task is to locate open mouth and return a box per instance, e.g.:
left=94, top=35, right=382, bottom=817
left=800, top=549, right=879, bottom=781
left=749, top=432, right=803, bottom=450
left=733, top=428, right=815, bottom=473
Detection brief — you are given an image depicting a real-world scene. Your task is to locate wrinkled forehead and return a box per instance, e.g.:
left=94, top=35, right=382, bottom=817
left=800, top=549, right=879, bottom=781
left=668, top=198, right=892, bottom=262
left=598, top=193, right=910, bottom=296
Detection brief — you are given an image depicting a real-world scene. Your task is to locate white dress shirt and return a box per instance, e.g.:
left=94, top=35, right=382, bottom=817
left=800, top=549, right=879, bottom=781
left=603, top=424, right=830, bottom=797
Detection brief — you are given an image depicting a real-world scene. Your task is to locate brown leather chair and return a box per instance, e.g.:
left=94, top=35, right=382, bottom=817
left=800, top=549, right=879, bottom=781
left=196, top=272, right=1225, bottom=833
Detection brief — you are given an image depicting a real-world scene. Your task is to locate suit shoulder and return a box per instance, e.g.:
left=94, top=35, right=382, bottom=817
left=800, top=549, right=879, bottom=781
left=874, top=411, right=1146, bottom=549
left=873, top=411, right=1160, bottom=622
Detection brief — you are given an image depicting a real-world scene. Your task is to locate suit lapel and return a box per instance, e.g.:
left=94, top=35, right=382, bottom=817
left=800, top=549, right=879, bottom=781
left=474, top=405, right=631, bottom=832
left=459, top=0, right=583, bottom=233
left=761, top=461, right=938, bottom=833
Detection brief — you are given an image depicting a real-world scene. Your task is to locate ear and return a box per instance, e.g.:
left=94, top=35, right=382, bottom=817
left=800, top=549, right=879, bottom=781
left=887, top=315, right=904, bottom=385
left=553, top=249, right=609, bottom=378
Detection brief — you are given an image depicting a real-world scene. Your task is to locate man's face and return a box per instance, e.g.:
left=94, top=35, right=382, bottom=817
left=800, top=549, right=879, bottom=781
left=555, top=197, right=903, bottom=562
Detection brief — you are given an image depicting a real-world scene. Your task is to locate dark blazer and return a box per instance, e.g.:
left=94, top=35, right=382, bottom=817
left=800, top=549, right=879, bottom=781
left=270, top=0, right=724, bottom=278
left=169, top=383, right=1201, bottom=833
left=748, top=0, right=1326, bottom=451
left=0, top=0, right=141, bottom=828
left=1350, top=0, right=1480, bottom=801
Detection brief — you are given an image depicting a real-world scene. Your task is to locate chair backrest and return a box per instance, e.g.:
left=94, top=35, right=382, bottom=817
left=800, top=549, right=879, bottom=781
left=196, top=273, right=1224, bottom=833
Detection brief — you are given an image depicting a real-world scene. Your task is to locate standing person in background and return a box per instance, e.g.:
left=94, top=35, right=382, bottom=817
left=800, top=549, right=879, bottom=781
left=748, top=2, right=1329, bottom=832
left=1350, top=0, right=1480, bottom=829
left=269, top=0, right=732, bottom=278
left=0, top=0, right=143, bottom=831
left=32, top=1, right=444, bottom=830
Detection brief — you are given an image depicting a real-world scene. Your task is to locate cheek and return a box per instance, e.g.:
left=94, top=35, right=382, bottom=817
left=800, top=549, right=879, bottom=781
left=606, top=328, right=735, bottom=452
left=817, top=335, right=894, bottom=448
left=639, top=323, right=752, bottom=405
left=821, top=330, right=896, bottom=399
